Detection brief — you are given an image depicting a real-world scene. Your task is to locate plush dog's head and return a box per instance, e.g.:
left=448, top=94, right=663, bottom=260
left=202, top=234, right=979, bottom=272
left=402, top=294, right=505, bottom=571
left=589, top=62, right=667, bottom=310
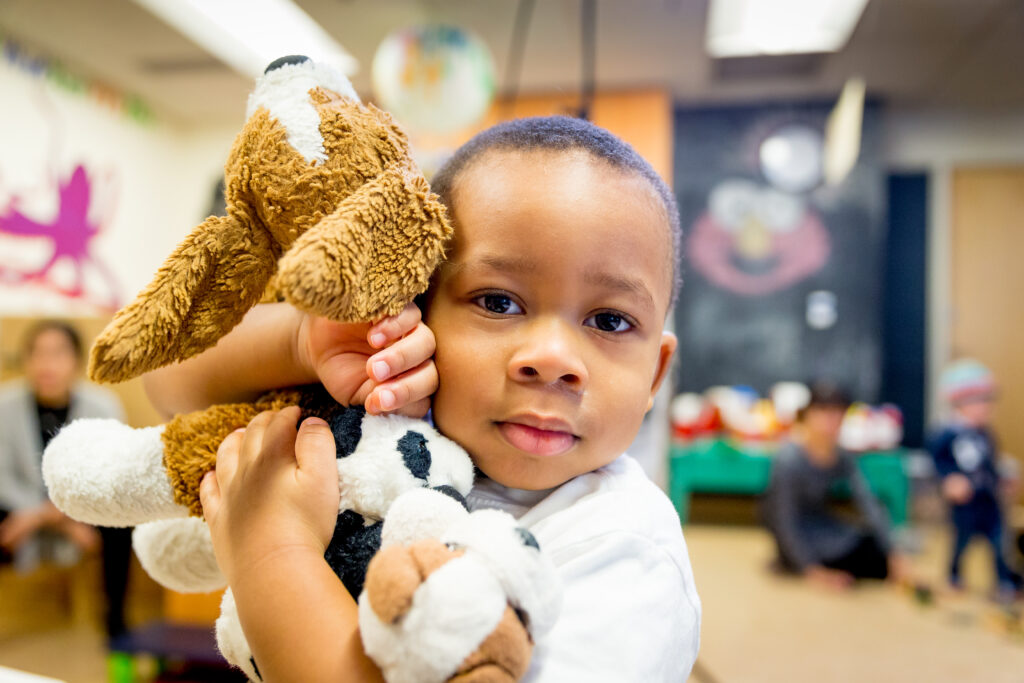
left=90, top=56, right=451, bottom=383
left=360, top=506, right=562, bottom=683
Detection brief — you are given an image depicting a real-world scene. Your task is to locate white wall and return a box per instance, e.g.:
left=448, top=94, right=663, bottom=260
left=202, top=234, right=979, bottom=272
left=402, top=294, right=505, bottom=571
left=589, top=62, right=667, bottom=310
left=883, top=108, right=1024, bottom=423
left=0, top=59, right=238, bottom=316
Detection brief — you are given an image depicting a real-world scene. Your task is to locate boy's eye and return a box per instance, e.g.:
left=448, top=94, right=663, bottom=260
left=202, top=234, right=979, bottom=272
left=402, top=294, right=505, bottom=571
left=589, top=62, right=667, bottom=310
left=585, top=312, right=634, bottom=333
left=474, top=293, right=523, bottom=315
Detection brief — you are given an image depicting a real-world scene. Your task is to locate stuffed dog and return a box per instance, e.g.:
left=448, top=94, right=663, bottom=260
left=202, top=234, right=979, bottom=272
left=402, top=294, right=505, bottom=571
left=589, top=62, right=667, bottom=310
left=42, top=56, right=560, bottom=681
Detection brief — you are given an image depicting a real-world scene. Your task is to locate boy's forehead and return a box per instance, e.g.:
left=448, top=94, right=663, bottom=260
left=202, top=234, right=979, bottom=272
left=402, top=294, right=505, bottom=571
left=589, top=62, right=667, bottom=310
left=445, top=150, right=675, bottom=310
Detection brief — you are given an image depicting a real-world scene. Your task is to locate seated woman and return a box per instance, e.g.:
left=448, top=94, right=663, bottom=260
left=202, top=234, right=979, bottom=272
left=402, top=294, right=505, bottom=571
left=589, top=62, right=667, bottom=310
left=760, top=383, right=907, bottom=589
left=0, top=320, right=130, bottom=637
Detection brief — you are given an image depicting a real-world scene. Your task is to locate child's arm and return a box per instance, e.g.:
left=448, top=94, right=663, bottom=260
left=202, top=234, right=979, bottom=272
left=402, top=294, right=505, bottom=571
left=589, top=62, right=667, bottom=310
left=199, top=407, right=384, bottom=682
left=926, top=430, right=974, bottom=504
left=143, top=302, right=436, bottom=418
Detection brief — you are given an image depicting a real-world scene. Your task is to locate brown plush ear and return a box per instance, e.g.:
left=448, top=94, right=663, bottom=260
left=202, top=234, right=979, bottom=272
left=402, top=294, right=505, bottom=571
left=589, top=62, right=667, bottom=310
left=275, top=161, right=452, bottom=322
left=451, top=606, right=532, bottom=682
left=364, top=541, right=464, bottom=624
left=89, top=213, right=277, bottom=383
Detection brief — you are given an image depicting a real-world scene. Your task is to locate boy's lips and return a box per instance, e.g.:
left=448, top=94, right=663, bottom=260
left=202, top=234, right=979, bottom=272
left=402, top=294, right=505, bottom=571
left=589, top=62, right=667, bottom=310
left=496, top=417, right=578, bottom=456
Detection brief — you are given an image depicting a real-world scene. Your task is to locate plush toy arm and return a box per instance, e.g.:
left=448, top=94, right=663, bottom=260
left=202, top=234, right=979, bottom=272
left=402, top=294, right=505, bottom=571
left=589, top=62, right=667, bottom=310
left=42, top=419, right=187, bottom=527
left=215, top=589, right=263, bottom=682
left=133, top=518, right=226, bottom=593
left=90, top=213, right=278, bottom=383
left=276, top=161, right=451, bottom=323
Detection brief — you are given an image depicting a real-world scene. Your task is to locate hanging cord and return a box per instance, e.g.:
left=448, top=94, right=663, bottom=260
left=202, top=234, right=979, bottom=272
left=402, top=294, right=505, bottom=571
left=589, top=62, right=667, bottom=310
left=502, top=0, right=536, bottom=119
left=576, top=0, right=596, bottom=120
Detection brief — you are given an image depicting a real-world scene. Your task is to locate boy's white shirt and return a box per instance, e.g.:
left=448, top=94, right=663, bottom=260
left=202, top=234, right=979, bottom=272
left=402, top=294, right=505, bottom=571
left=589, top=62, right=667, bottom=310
left=466, top=454, right=701, bottom=682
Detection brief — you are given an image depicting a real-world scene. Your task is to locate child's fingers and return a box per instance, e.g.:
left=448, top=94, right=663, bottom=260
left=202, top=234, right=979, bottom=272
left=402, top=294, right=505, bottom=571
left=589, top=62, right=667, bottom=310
left=199, top=471, right=221, bottom=523
left=367, top=302, right=422, bottom=349
left=366, top=359, right=438, bottom=415
left=366, top=322, right=435, bottom=383
left=294, top=417, right=338, bottom=475
left=393, top=397, right=432, bottom=419
left=239, top=410, right=276, bottom=466
left=215, top=429, right=245, bottom=487
left=256, top=406, right=302, bottom=465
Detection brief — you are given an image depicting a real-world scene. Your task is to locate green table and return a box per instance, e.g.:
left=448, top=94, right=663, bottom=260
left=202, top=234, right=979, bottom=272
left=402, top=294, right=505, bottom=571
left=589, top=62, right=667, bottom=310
left=668, top=439, right=909, bottom=526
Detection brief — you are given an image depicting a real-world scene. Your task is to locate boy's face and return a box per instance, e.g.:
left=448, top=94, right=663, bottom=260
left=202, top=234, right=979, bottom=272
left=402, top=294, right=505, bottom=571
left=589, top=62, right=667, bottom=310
left=802, top=405, right=845, bottom=444
left=955, top=394, right=995, bottom=427
left=426, top=150, right=676, bottom=490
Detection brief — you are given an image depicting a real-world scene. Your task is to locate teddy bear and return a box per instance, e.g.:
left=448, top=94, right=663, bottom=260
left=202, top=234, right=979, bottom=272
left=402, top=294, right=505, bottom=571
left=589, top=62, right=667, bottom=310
left=41, top=56, right=560, bottom=681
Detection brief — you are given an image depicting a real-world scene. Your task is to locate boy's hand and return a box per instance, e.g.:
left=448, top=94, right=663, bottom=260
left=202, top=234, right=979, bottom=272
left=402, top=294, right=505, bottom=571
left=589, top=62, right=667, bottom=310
left=297, top=302, right=437, bottom=417
left=199, top=407, right=340, bottom=584
left=805, top=565, right=854, bottom=592
left=942, top=473, right=973, bottom=505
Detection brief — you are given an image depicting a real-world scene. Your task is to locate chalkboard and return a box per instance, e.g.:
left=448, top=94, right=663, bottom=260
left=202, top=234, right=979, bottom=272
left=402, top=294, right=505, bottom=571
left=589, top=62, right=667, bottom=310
left=672, top=103, right=885, bottom=400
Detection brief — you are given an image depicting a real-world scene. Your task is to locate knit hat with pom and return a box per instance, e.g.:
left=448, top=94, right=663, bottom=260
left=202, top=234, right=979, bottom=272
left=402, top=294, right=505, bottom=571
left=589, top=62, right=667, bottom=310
left=940, top=359, right=996, bottom=404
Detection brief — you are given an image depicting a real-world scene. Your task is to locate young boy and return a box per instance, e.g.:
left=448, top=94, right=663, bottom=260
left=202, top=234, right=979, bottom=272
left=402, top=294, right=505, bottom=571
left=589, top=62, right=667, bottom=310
left=927, top=359, right=1021, bottom=600
left=147, top=117, right=701, bottom=680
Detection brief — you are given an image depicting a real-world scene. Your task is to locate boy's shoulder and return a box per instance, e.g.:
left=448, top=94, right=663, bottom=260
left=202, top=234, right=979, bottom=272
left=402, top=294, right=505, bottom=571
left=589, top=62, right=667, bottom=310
left=927, top=422, right=980, bottom=449
left=522, top=455, right=687, bottom=559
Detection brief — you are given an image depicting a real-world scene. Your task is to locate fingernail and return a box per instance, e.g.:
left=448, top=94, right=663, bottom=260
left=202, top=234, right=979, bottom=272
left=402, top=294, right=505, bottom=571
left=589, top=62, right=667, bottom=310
left=378, top=389, right=396, bottom=410
left=372, top=360, right=390, bottom=381
left=302, top=417, right=328, bottom=428
left=370, top=332, right=387, bottom=348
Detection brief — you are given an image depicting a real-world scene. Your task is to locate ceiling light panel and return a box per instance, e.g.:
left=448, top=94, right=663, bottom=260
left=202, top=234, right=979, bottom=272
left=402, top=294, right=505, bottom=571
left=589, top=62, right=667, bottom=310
left=707, top=0, right=870, bottom=58
left=134, top=0, right=358, bottom=78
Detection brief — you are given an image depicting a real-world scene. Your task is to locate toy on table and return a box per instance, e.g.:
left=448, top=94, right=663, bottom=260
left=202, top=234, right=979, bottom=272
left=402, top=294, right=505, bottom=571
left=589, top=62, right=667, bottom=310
left=672, top=383, right=903, bottom=452
left=42, top=56, right=560, bottom=683
left=839, top=402, right=904, bottom=452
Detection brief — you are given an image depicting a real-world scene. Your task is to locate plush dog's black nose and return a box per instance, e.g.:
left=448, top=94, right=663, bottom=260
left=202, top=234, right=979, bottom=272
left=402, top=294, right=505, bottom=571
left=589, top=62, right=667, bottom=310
left=264, top=55, right=311, bottom=73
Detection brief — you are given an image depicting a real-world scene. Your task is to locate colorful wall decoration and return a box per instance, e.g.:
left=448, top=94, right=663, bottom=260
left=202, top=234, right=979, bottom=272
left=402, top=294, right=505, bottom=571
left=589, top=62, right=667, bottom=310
left=1, top=33, right=154, bottom=126
left=0, top=42, right=235, bottom=318
left=0, top=163, right=121, bottom=310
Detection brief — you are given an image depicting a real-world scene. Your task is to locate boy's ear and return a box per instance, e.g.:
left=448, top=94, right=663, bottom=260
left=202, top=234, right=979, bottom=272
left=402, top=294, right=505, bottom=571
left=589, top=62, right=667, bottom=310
left=647, top=331, right=677, bottom=412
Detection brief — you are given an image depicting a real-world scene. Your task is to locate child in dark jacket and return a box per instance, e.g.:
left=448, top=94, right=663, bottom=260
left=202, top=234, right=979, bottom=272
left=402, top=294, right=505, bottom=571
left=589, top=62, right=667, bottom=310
left=927, top=359, right=1021, bottom=600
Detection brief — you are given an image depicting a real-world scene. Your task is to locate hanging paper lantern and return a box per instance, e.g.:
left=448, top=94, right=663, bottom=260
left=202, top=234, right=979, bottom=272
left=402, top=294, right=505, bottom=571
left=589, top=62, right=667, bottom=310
left=372, top=25, right=496, bottom=134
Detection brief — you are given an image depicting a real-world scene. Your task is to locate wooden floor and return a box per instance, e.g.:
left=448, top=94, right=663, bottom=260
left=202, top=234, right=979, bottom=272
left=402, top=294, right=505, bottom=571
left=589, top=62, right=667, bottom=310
left=0, top=525, right=1021, bottom=683
left=686, top=524, right=1024, bottom=683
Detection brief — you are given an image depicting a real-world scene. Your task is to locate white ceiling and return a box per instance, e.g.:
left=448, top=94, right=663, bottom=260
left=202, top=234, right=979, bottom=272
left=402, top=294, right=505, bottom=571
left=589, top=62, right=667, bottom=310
left=1, top=0, right=1022, bottom=127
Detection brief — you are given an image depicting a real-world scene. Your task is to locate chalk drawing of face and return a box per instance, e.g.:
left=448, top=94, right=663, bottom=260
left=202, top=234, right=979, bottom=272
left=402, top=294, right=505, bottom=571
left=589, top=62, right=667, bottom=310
left=688, top=178, right=830, bottom=296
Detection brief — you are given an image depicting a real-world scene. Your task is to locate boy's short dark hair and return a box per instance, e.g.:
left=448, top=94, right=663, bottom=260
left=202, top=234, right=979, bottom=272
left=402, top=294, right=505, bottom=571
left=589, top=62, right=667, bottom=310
left=797, top=382, right=852, bottom=421
left=431, top=116, right=682, bottom=306
left=22, top=319, right=84, bottom=363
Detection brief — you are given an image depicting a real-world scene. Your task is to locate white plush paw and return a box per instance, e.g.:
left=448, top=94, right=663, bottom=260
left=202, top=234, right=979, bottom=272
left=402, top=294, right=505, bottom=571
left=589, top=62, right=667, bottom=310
left=133, top=518, right=225, bottom=593
left=216, top=590, right=262, bottom=681
left=42, top=419, right=186, bottom=526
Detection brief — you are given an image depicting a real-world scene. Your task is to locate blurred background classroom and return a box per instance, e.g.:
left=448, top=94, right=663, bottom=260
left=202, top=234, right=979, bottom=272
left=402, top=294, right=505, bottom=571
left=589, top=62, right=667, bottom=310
left=1, top=0, right=1023, bottom=681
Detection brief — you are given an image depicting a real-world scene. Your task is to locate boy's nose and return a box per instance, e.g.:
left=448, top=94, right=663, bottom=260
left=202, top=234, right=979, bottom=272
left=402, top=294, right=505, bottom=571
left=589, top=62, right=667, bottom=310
left=508, top=319, right=588, bottom=391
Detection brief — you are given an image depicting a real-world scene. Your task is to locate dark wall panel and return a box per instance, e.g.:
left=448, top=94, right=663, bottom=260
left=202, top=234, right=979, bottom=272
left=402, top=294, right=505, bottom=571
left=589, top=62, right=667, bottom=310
left=672, top=103, right=885, bottom=400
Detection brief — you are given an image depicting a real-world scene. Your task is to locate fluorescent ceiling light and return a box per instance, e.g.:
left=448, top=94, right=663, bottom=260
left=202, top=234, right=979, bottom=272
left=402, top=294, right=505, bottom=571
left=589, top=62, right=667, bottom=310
left=706, top=0, right=870, bottom=58
left=824, top=77, right=865, bottom=187
left=134, top=0, right=358, bottom=78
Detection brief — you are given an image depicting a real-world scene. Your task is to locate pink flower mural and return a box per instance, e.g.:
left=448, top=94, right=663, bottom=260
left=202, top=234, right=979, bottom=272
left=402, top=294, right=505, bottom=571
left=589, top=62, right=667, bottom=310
left=0, top=163, right=121, bottom=310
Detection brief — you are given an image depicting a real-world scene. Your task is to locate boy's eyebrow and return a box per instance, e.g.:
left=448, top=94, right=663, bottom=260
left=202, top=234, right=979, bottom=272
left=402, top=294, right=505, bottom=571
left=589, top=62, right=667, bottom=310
left=584, top=271, right=655, bottom=310
left=477, top=254, right=538, bottom=273
left=460, top=255, right=656, bottom=309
